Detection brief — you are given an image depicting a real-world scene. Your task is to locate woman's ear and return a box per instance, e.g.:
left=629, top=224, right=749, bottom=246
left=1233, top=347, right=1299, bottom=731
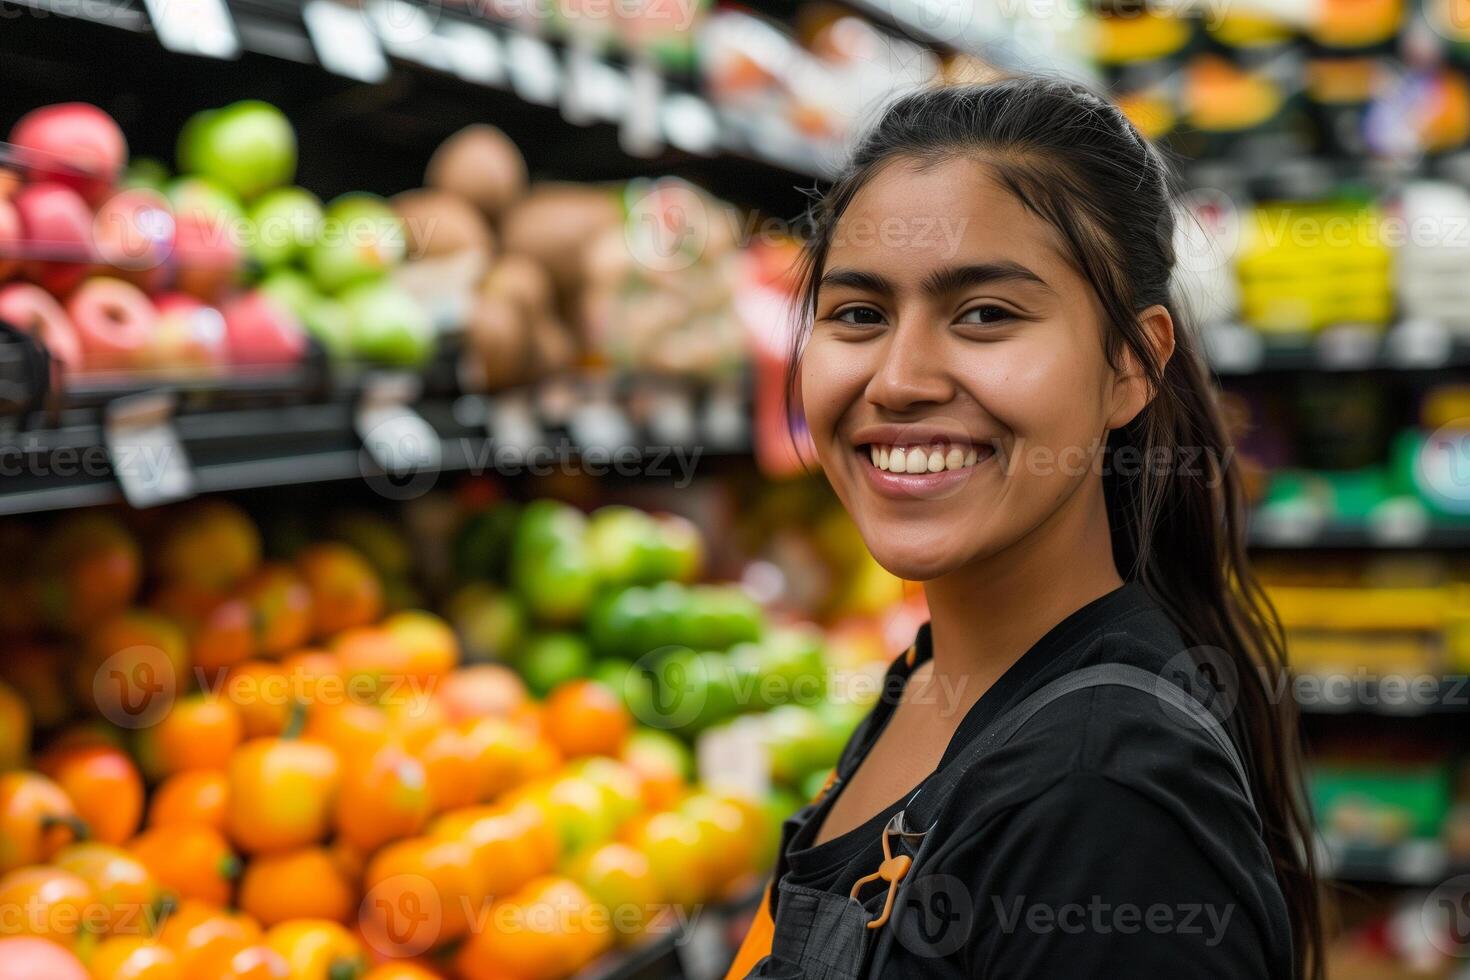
left=1107, top=304, right=1175, bottom=429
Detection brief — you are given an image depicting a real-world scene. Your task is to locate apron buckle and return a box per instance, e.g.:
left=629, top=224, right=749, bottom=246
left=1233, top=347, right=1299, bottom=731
left=850, top=811, right=925, bottom=930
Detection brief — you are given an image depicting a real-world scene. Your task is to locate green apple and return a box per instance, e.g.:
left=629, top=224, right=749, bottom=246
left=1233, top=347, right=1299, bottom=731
left=512, top=537, right=597, bottom=626
left=453, top=501, right=523, bottom=584
left=521, top=632, right=592, bottom=696
left=308, top=193, right=407, bottom=293
left=178, top=100, right=296, bottom=201
left=338, top=280, right=434, bottom=367
left=257, top=267, right=317, bottom=316
left=446, top=582, right=527, bottom=664
left=302, top=296, right=352, bottom=359
left=247, top=186, right=322, bottom=268
left=123, top=157, right=170, bottom=192
left=166, top=176, right=246, bottom=231
left=586, top=505, right=664, bottom=586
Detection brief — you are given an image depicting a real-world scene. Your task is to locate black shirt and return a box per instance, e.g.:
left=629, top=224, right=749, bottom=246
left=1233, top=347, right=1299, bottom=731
left=768, top=581, right=1294, bottom=978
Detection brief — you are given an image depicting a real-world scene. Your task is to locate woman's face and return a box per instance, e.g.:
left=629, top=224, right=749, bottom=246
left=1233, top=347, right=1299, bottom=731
left=800, top=155, right=1151, bottom=582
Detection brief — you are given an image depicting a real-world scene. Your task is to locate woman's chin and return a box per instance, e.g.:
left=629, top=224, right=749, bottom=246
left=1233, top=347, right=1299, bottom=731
left=864, top=541, right=973, bottom=583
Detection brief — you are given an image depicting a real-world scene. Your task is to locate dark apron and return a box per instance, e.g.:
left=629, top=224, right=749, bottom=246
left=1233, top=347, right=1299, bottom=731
left=741, top=662, right=1255, bottom=980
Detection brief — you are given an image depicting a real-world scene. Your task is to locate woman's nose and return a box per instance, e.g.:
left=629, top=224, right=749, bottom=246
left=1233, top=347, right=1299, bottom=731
left=864, top=319, right=954, bottom=412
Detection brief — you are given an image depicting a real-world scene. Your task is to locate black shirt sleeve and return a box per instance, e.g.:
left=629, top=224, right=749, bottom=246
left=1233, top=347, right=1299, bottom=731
left=962, top=770, right=1276, bottom=979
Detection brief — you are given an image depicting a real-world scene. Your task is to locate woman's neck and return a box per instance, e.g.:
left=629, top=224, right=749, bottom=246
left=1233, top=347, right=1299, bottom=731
left=921, top=480, right=1124, bottom=692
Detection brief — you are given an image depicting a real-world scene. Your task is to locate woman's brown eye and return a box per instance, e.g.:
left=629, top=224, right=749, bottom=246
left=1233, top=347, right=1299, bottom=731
left=959, top=305, right=1013, bottom=324
left=837, top=307, right=884, bottom=325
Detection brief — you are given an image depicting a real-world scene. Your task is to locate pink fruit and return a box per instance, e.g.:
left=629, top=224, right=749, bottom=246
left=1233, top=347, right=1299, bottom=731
left=92, top=188, right=173, bottom=292
left=221, top=290, right=305, bottom=367
left=9, top=103, right=127, bottom=205
left=0, top=282, right=82, bottom=376
left=170, top=213, right=241, bottom=301
left=12, top=183, right=92, bottom=296
left=66, top=276, right=156, bottom=371
left=147, top=292, right=227, bottom=373
left=0, top=199, right=21, bottom=281
left=0, top=937, right=89, bottom=980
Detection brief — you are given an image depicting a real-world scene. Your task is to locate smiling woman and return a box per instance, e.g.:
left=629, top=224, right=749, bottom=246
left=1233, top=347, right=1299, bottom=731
left=726, top=76, right=1323, bottom=980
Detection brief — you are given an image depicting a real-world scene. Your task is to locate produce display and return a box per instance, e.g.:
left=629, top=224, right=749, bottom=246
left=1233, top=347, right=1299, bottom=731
left=0, top=98, right=440, bottom=384
left=0, top=492, right=887, bottom=978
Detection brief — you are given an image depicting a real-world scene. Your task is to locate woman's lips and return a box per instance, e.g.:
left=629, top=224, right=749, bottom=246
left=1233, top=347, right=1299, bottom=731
left=855, top=442, right=995, bottom=499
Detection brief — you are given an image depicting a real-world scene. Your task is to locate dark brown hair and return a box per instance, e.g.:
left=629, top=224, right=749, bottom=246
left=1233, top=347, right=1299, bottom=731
left=785, top=74, right=1324, bottom=979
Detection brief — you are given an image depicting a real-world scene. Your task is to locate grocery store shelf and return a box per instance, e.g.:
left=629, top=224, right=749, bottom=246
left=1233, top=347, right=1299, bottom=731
left=1205, top=323, right=1470, bottom=376
left=1319, top=836, right=1467, bottom=886
left=1295, top=675, right=1470, bottom=716
left=1247, top=519, right=1470, bottom=550
left=0, top=367, right=753, bottom=515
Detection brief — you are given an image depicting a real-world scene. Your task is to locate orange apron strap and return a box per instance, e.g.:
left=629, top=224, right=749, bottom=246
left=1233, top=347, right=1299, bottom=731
left=726, top=772, right=839, bottom=979
left=724, top=879, right=776, bottom=979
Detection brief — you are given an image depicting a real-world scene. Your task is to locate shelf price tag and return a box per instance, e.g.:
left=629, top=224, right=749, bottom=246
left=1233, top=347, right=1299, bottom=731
left=439, top=21, right=506, bottom=87
left=1316, top=323, right=1381, bottom=370
left=365, top=0, right=447, bottom=71
left=621, top=56, right=664, bottom=158
left=104, top=391, right=195, bottom=509
left=355, top=373, right=441, bottom=477
left=142, top=0, right=240, bottom=59
left=696, top=716, right=770, bottom=803
left=506, top=33, right=561, bottom=106
left=303, top=0, right=391, bottom=83
left=486, top=391, right=544, bottom=463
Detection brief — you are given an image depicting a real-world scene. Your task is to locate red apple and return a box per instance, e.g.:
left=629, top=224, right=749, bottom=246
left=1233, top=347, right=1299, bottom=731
left=66, top=276, right=156, bottom=371
left=0, top=282, right=82, bottom=377
left=0, top=199, right=20, bottom=281
left=12, top=183, right=93, bottom=296
left=147, top=292, right=226, bottom=373
left=221, top=289, right=305, bottom=367
left=92, top=188, right=174, bottom=292
left=170, top=213, right=241, bottom=301
left=9, top=103, right=127, bottom=205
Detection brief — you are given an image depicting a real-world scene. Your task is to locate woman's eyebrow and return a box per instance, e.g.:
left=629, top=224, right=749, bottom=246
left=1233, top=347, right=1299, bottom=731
left=818, top=262, right=1055, bottom=297
left=922, top=262, right=1055, bottom=296
left=817, top=268, right=894, bottom=294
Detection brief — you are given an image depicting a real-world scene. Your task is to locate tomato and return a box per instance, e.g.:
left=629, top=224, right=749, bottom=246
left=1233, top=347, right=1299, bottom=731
left=0, top=646, right=70, bottom=732
left=300, top=703, right=390, bottom=762
left=0, top=865, right=94, bottom=947
left=429, top=801, right=556, bottom=902
left=147, top=770, right=228, bottom=831
left=36, top=743, right=143, bottom=844
left=221, top=662, right=291, bottom=740
left=136, top=695, right=245, bottom=779
left=334, top=743, right=430, bottom=853
left=622, top=810, right=710, bottom=906
left=75, top=611, right=187, bottom=723
left=360, top=836, right=479, bottom=955
left=226, top=736, right=340, bottom=854
left=237, top=848, right=354, bottom=927
left=52, top=842, right=161, bottom=936
left=542, top=680, right=629, bottom=759
left=129, top=824, right=239, bottom=907
left=89, top=936, right=182, bottom=980
left=186, top=943, right=289, bottom=980
left=0, top=771, right=86, bottom=873
left=0, top=936, right=89, bottom=980
left=564, top=841, right=663, bottom=942
left=263, top=919, right=367, bottom=980
left=295, top=544, right=382, bottom=639
left=453, top=876, right=611, bottom=980
left=380, top=611, right=459, bottom=686
left=244, top=565, right=314, bottom=658
left=433, top=665, right=526, bottom=723
left=152, top=583, right=255, bottom=674
left=156, top=900, right=261, bottom=977
left=0, top=680, right=31, bottom=771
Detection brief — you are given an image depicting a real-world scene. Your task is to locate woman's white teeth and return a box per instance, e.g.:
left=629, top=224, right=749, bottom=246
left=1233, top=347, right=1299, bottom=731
left=868, top=444, right=982, bottom=473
